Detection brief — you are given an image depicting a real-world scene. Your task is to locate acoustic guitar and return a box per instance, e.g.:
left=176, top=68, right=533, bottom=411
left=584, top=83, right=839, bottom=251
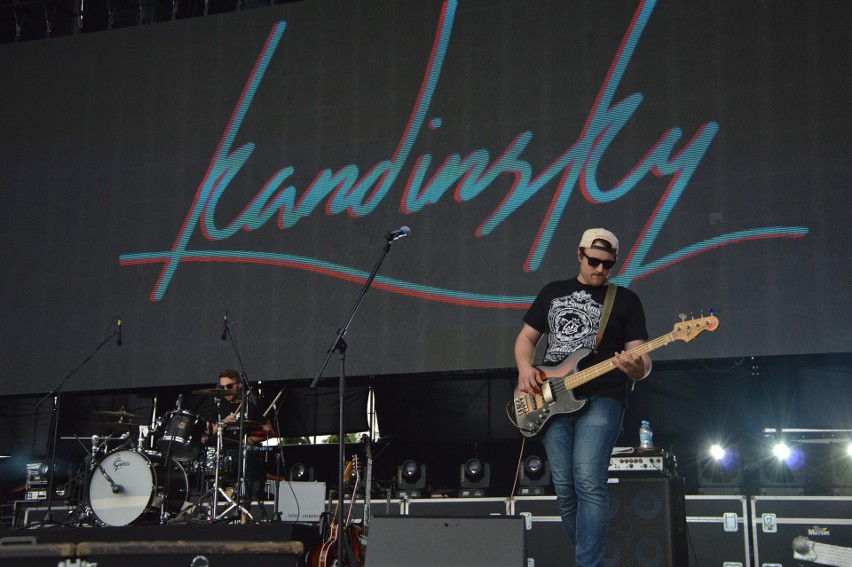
left=308, top=457, right=363, bottom=567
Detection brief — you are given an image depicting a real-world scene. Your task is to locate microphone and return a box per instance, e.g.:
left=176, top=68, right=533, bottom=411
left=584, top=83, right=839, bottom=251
left=385, top=226, right=411, bottom=242
left=116, top=318, right=123, bottom=346
left=221, top=312, right=228, bottom=341
left=176, top=394, right=183, bottom=410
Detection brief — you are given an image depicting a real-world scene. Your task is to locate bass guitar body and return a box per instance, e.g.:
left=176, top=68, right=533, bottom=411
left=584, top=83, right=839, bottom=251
left=512, top=348, right=591, bottom=438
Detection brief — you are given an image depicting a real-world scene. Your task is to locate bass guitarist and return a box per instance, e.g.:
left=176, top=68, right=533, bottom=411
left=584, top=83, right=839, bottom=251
left=514, top=227, right=651, bottom=567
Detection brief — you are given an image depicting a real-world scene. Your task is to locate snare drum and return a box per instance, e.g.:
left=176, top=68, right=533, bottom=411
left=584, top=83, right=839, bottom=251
left=157, top=409, right=204, bottom=461
left=88, top=449, right=187, bottom=526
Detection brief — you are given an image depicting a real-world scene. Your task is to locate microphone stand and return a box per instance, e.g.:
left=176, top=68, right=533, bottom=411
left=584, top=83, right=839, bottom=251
left=34, top=316, right=121, bottom=527
left=222, top=317, right=256, bottom=521
left=310, top=236, right=399, bottom=565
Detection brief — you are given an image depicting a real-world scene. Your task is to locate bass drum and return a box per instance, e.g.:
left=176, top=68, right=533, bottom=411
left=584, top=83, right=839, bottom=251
left=89, top=449, right=188, bottom=526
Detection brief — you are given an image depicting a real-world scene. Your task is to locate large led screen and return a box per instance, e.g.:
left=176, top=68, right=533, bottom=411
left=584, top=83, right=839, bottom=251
left=1, top=0, right=850, bottom=395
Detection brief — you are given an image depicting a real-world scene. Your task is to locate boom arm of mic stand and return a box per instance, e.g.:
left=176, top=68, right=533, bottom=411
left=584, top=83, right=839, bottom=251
left=263, top=385, right=287, bottom=418
left=310, top=240, right=392, bottom=389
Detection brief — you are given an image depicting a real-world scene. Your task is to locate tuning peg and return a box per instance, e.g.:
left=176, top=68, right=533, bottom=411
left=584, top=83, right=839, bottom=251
left=679, top=313, right=687, bottom=322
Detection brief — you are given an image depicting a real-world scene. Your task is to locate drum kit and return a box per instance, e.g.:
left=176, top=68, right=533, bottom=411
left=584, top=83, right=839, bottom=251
left=68, top=388, right=272, bottom=527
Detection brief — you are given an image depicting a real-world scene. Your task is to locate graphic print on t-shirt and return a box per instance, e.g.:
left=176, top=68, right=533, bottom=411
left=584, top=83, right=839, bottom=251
left=545, top=290, right=601, bottom=364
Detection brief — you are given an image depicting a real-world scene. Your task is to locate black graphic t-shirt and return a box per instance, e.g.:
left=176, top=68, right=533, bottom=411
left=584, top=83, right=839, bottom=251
left=523, top=279, right=648, bottom=404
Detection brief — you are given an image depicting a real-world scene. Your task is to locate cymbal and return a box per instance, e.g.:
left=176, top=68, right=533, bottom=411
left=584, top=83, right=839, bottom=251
left=98, top=421, right=140, bottom=433
left=222, top=420, right=267, bottom=429
left=95, top=409, right=140, bottom=419
left=192, top=388, right=238, bottom=398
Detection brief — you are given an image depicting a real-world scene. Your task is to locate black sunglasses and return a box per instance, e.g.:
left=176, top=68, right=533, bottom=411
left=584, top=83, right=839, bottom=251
left=582, top=251, right=616, bottom=269
left=218, top=382, right=239, bottom=390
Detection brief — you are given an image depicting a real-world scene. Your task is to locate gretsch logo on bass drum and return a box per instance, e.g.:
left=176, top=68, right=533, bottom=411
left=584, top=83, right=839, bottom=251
left=112, top=456, right=131, bottom=472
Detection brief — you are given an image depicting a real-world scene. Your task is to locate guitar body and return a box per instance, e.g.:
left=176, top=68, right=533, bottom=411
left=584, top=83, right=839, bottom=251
left=308, top=523, right=339, bottom=567
left=512, top=348, right=591, bottom=438
left=308, top=457, right=363, bottom=567
left=308, top=524, right=363, bottom=567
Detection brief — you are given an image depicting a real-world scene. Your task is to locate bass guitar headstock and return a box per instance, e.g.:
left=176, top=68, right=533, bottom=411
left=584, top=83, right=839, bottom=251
left=670, top=313, right=719, bottom=343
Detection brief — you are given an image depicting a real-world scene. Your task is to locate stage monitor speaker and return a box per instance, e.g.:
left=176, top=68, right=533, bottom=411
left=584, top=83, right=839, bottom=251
left=605, top=475, right=687, bottom=567
left=365, top=515, right=526, bottom=567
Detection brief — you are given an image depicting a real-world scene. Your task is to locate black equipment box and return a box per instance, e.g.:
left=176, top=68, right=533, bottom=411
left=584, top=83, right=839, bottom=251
left=751, top=495, right=852, bottom=567
left=405, top=496, right=509, bottom=516
left=685, top=494, right=750, bottom=567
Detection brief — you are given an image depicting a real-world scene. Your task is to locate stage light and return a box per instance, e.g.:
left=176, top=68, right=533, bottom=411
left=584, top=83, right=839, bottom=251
left=289, top=462, right=315, bottom=482
left=396, top=459, right=426, bottom=498
left=459, top=457, right=490, bottom=497
left=760, top=441, right=805, bottom=495
left=697, top=444, right=743, bottom=495
left=830, top=442, right=852, bottom=496
left=773, top=442, right=792, bottom=461
left=518, top=455, right=551, bottom=496
left=710, top=444, right=726, bottom=461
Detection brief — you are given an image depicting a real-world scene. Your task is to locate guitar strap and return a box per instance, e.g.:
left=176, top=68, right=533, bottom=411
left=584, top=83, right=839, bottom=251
left=594, top=283, right=618, bottom=353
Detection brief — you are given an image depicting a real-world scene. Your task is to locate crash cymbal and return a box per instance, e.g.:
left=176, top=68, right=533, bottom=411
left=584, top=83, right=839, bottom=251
left=98, top=421, right=140, bottom=433
left=192, top=388, right=238, bottom=397
left=94, top=409, right=140, bottom=419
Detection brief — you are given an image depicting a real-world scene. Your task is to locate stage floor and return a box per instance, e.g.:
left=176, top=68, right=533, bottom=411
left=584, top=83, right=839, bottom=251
left=0, top=520, right=316, bottom=566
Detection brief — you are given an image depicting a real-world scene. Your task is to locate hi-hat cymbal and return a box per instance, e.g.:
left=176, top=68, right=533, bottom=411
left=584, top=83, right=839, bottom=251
left=98, top=421, right=140, bottom=433
left=192, top=388, right=238, bottom=398
left=95, top=409, right=140, bottom=419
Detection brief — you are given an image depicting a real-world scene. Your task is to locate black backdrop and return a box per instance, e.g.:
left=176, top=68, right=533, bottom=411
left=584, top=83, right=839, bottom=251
left=1, top=0, right=850, bottom=396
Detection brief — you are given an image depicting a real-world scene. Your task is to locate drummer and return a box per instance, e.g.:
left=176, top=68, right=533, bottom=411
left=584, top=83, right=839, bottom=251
left=201, top=368, right=274, bottom=445
left=199, top=368, right=275, bottom=506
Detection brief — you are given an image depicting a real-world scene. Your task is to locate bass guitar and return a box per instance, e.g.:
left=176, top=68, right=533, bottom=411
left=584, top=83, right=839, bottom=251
left=510, top=314, right=719, bottom=438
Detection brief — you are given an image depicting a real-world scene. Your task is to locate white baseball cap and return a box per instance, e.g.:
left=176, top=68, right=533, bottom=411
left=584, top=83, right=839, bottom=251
left=579, top=228, right=618, bottom=253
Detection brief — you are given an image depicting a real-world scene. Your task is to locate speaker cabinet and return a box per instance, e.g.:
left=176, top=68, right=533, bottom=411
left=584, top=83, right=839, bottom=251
left=365, top=515, right=526, bottom=567
left=605, top=475, right=687, bottom=567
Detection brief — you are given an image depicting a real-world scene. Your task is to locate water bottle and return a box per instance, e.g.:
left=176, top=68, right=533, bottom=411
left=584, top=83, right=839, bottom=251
left=639, top=420, right=654, bottom=449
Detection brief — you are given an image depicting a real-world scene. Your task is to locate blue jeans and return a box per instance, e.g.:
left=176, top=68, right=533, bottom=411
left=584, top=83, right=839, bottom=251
left=541, top=396, right=624, bottom=567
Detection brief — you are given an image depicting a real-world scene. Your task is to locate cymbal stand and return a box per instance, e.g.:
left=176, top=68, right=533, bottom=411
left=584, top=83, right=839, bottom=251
left=262, top=389, right=287, bottom=522
left=221, top=314, right=257, bottom=521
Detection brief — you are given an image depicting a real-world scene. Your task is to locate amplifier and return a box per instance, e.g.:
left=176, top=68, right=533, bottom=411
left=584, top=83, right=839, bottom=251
left=609, top=448, right=672, bottom=473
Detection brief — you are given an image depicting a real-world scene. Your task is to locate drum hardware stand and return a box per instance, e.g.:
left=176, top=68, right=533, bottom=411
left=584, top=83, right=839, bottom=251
left=263, top=388, right=287, bottom=522
left=310, top=230, right=405, bottom=563
left=213, top=425, right=252, bottom=521
left=33, top=316, right=122, bottom=528
left=71, top=434, right=116, bottom=526
left=155, top=395, right=182, bottom=524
